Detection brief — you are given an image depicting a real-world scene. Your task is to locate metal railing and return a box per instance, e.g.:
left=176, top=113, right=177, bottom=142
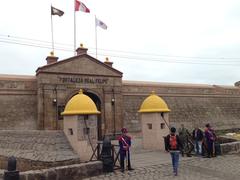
left=90, top=141, right=121, bottom=169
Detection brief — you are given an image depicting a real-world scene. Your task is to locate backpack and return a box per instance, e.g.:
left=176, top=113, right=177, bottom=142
left=169, top=135, right=177, bottom=150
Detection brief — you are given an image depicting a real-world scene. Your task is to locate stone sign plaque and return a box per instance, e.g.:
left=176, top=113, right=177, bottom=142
left=58, top=76, right=109, bottom=85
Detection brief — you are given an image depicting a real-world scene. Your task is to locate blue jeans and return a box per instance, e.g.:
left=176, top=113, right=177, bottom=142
left=194, top=141, right=202, bottom=155
left=170, top=151, right=180, bottom=174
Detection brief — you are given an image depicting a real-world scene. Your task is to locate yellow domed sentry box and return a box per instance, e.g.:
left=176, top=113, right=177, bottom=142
left=61, top=89, right=100, bottom=161
left=138, top=91, right=170, bottom=150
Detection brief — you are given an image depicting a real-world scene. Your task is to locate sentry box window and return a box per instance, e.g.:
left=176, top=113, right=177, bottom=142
left=68, top=128, right=73, bottom=135
left=147, top=123, right=152, bottom=130
left=161, top=123, right=165, bottom=129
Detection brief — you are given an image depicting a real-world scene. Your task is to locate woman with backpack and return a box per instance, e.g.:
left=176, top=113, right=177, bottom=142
left=165, top=127, right=183, bottom=176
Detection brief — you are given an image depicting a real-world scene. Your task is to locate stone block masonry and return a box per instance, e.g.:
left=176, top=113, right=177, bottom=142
left=0, top=130, right=80, bottom=171
left=221, top=141, right=240, bottom=154
left=0, top=75, right=37, bottom=130
left=122, top=81, right=240, bottom=132
left=0, top=161, right=102, bottom=180
left=1, top=69, right=240, bottom=135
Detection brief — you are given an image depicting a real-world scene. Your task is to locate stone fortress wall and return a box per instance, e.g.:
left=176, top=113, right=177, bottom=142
left=0, top=73, right=240, bottom=174
left=0, top=75, right=37, bottom=130
left=122, top=80, right=240, bottom=132
left=0, top=75, right=240, bottom=133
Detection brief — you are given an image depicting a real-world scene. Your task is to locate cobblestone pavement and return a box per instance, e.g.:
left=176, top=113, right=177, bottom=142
left=83, top=151, right=240, bottom=180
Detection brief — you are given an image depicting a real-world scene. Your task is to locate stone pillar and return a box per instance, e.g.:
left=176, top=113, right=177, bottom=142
left=76, top=44, right=88, bottom=55
left=104, top=57, right=113, bottom=67
left=46, top=51, right=58, bottom=65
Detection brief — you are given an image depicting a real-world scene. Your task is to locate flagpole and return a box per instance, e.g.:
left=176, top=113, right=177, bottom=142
left=95, top=15, right=98, bottom=59
left=51, top=5, right=54, bottom=53
left=74, top=0, right=76, bottom=55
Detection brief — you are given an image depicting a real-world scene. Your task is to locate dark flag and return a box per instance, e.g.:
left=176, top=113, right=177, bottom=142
left=51, top=6, right=64, bottom=16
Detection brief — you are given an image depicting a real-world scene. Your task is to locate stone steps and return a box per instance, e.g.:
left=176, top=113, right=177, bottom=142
left=0, top=130, right=79, bottom=162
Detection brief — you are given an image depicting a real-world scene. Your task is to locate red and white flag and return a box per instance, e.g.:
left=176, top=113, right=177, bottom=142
left=96, top=17, right=107, bottom=30
left=75, top=0, right=90, bottom=13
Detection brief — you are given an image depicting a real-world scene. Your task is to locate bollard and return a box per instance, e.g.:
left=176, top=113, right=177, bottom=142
left=100, top=137, right=114, bottom=172
left=4, top=156, right=19, bottom=180
left=214, top=142, right=222, bottom=156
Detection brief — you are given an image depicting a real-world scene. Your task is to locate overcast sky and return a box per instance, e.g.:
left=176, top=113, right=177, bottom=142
left=0, top=0, right=240, bottom=85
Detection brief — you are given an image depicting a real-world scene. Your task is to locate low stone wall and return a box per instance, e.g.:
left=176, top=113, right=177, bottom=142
left=0, top=156, right=80, bottom=172
left=0, top=161, right=102, bottom=180
left=220, top=141, right=240, bottom=154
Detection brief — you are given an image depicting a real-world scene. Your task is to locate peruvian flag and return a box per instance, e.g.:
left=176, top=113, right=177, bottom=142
left=75, top=0, right=90, bottom=13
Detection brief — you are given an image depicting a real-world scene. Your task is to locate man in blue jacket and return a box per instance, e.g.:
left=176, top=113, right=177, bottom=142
left=118, top=128, right=134, bottom=172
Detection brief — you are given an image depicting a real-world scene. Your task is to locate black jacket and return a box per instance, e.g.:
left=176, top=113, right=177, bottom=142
left=192, top=129, right=203, bottom=141
left=165, top=134, right=183, bottom=151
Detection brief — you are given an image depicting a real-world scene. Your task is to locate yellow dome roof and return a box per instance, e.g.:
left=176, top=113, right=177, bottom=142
left=138, top=91, right=170, bottom=113
left=61, top=89, right=100, bottom=115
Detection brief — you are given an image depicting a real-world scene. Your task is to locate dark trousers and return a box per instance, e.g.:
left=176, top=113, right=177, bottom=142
left=207, top=141, right=214, bottom=157
left=120, top=150, right=131, bottom=170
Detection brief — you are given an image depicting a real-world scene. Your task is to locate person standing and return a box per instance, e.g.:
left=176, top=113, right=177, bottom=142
left=204, top=123, right=216, bottom=158
left=178, top=124, right=190, bottom=156
left=118, top=128, right=134, bottom=172
left=192, top=126, right=204, bottom=156
left=165, top=127, right=183, bottom=176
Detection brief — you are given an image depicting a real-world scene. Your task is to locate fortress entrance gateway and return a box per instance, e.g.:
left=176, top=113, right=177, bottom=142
left=36, top=45, right=123, bottom=136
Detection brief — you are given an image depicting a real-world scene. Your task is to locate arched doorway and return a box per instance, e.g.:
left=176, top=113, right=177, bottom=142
left=83, top=91, right=102, bottom=140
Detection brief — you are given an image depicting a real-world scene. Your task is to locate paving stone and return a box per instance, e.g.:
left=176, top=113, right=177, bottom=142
left=83, top=151, right=240, bottom=180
